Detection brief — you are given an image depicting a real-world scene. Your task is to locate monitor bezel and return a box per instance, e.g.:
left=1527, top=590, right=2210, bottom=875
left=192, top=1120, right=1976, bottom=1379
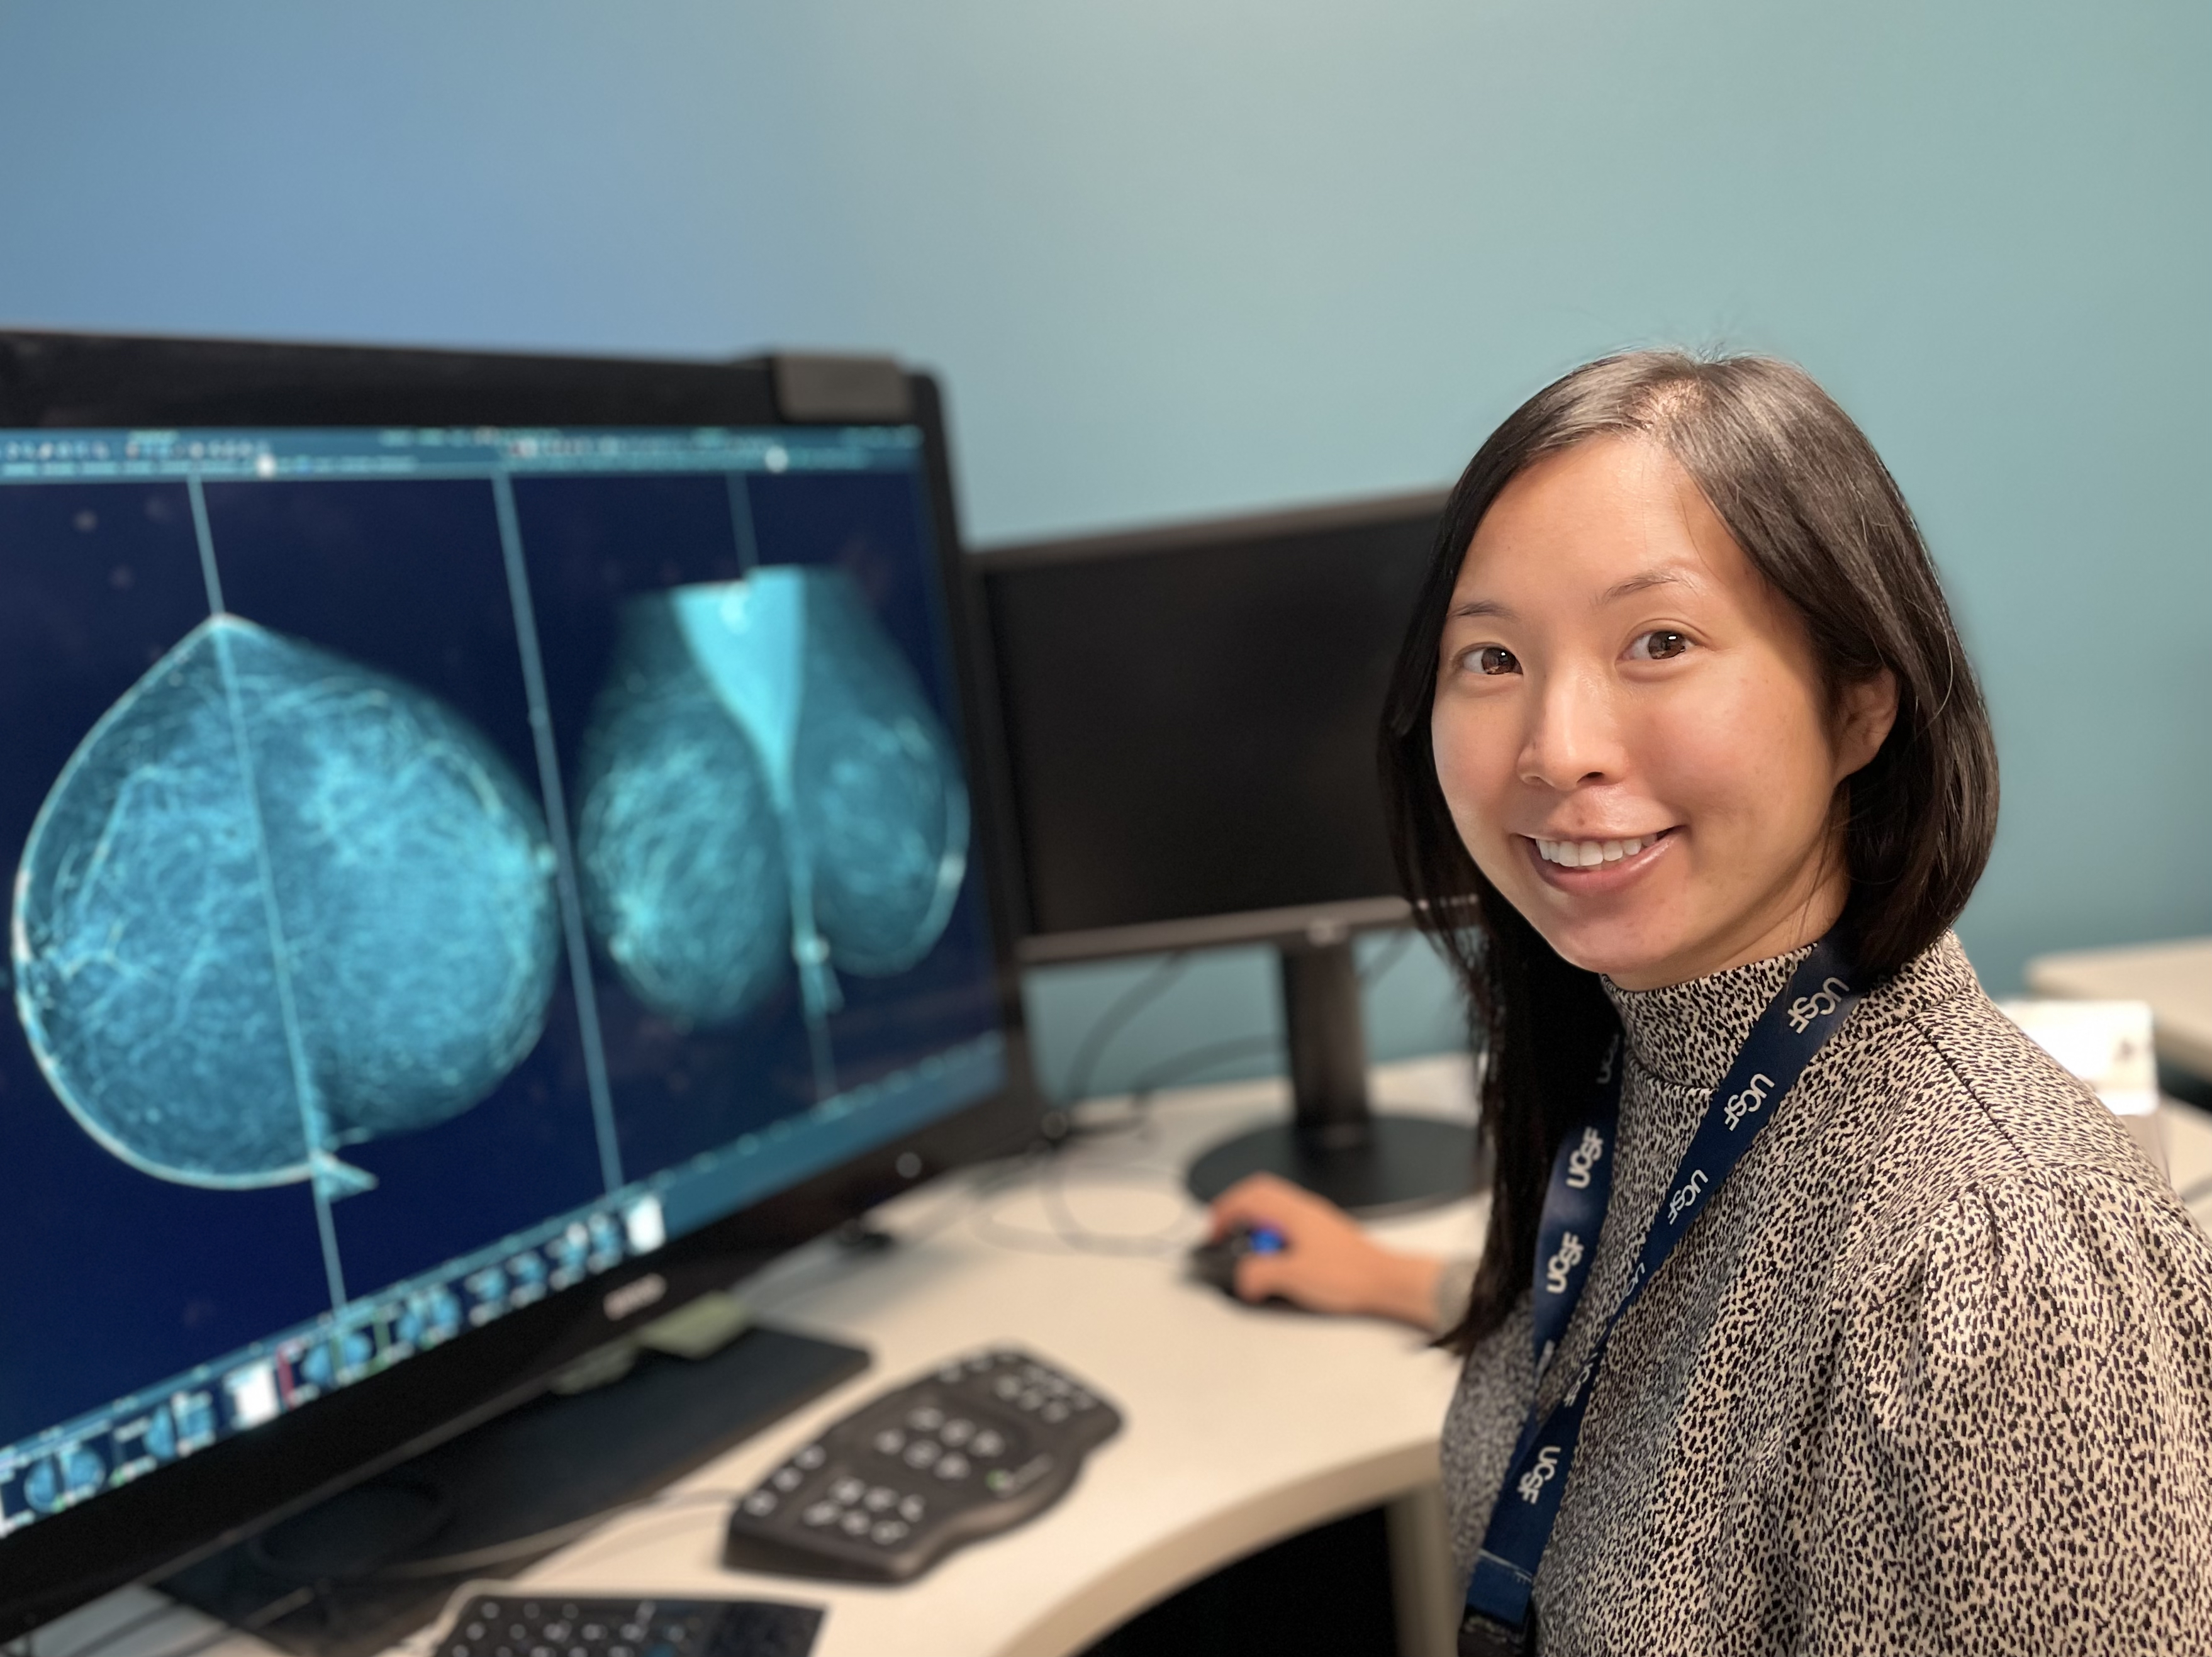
left=0, top=330, right=1042, bottom=1637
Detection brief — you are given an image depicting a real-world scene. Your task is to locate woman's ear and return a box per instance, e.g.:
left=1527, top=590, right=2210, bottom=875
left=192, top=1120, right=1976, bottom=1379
left=1834, top=667, right=1899, bottom=780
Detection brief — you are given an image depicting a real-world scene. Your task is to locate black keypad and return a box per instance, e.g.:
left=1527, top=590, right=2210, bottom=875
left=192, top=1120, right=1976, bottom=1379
left=722, top=1347, right=1120, bottom=1583
left=435, top=1595, right=820, bottom=1657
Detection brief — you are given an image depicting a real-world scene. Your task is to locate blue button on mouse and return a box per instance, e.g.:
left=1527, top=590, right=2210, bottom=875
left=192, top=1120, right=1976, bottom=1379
left=1187, top=1224, right=1287, bottom=1297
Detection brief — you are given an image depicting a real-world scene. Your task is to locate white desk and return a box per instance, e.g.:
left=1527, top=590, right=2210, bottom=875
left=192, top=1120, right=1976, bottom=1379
left=41, top=1057, right=1487, bottom=1657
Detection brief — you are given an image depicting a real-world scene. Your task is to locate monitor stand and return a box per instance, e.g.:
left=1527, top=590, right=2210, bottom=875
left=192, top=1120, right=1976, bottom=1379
left=159, top=1322, right=868, bottom=1657
left=1183, top=930, right=1483, bottom=1218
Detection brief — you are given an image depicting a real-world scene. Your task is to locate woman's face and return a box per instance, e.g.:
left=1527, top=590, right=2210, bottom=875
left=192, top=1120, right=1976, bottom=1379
left=1431, top=436, right=1895, bottom=990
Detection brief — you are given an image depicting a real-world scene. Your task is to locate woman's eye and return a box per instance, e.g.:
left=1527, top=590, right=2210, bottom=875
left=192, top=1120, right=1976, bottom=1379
left=1629, top=630, right=1690, bottom=662
left=1469, top=645, right=1519, bottom=676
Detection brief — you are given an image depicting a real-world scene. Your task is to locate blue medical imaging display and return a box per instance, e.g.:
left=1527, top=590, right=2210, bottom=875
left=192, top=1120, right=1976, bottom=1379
left=0, top=425, right=1005, bottom=1539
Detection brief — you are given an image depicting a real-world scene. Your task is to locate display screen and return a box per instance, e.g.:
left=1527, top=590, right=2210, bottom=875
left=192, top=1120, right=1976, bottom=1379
left=984, top=503, right=1437, bottom=937
left=0, top=425, right=1004, bottom=1533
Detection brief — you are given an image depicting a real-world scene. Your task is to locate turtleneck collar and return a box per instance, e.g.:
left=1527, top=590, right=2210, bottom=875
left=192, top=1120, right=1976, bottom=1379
left=1601, top=942, right=1818, bottom=1095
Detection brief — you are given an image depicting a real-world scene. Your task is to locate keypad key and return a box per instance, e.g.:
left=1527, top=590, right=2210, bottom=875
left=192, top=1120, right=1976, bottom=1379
left=907, top=1405, right=944, bottom=1431
left=872, top=1519, right=909, bottom=1546
left=771, top=1466, right=803, bottom=1492
left=741, top=1490, right=778, bottom=1516
left=1042, top=1402, right=1070, bottom=1424
left=839, top=1510, right=871, bottom=1536
left=899, top=1493, right=927, bottom=1522
left=935, top=1453, right=970, bottom=1480
left=1017, top=1389, right=1045, bottom=1411
left=794, top=1444, right=826, bottom=1469
left=872, top=1427, right=905, bottom=1456
left=802, top=1500, right=839, bottom=1527
left=992, top=1375, right=1022, bottom=1399
left=864, top=1485, right=898, bottom=1512
left=940, top=1418, right=974, bottom=1447
left=831, top=1476, right=866, bottom=1504
left=903, top=1439, right=940, bottom=1468
left=972, top=1429, right=1005, bottom=1458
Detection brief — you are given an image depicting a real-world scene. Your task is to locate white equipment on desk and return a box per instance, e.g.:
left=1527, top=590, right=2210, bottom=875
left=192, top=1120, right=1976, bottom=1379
left=1997, top=998, right=2165, bottom=1176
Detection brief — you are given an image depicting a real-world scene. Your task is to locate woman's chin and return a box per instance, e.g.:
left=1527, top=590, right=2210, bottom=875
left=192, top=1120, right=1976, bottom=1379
left=1522, top=912, right=1690, bottom=988
left=1557, top=944, right=1679, bottom=988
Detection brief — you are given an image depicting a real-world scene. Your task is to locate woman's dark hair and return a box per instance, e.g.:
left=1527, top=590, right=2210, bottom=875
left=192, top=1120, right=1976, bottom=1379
left=1381, top=351, right=1998, bottom=1352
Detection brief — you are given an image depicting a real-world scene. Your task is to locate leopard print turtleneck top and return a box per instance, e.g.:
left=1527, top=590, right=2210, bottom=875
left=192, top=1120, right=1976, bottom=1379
left=1438, top=933, right=2212, bottom=1653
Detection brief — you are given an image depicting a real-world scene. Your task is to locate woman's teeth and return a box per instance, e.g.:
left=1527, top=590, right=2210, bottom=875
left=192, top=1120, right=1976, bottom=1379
left=1535, top=835, right=1655, bottom=868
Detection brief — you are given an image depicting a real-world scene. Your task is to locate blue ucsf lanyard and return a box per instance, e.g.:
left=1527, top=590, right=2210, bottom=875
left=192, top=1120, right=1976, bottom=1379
left=1458, top=935, right=1862, bottom=1656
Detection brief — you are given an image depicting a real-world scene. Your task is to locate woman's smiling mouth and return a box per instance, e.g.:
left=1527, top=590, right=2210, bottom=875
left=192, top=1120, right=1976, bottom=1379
left=1524, top=827, right=1678, bottom=884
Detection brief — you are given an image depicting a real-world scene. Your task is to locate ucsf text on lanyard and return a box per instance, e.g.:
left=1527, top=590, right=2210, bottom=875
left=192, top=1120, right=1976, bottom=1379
left=1458, top=936, right=1861, bottom=1656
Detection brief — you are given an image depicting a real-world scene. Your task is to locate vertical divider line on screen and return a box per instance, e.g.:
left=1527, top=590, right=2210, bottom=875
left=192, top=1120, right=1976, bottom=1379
left=186, top=474, right=226, bottom=615
left=488, top=469, right=626, bottom=1197
left=188, top=471, right=350, bottom=1313
left=727, top=471, right=760, bottom=571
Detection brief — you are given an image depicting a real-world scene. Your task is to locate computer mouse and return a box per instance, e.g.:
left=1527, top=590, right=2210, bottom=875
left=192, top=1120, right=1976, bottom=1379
left=1186, top=1224, right=1287, bottom=1298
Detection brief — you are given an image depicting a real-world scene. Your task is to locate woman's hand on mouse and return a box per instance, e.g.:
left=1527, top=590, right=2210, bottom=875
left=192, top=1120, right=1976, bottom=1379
left=1207, top=1173, right=1444, bottom=1329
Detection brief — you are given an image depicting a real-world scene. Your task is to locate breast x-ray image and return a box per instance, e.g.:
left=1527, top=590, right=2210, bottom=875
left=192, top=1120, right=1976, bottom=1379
left=13, top=564, right=970, bottom=1197
left=11, top=615, right=561, bottom=1198
left=574, top=566, right=969, bottom=1034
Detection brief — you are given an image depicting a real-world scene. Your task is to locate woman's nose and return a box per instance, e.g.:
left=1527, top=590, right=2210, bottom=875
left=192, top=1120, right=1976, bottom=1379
left=1517, top=667, right=1625, bottom=791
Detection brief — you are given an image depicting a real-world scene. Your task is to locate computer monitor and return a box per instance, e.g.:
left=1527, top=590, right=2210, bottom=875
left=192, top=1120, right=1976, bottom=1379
left=974, top=493, right=1478, bottom=1215
left=0, top=333, right=1037, bottom=1639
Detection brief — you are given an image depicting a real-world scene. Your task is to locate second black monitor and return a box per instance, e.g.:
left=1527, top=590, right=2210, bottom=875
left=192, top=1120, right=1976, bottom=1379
left=977, top=491, right=1478, bottom=1216
left=979, top=491, right=1444, bottom=960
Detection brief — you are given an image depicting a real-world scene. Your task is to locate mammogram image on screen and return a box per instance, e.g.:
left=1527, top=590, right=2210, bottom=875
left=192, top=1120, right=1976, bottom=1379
left=11, top=614, right=561, bottom=1197
left=0, top=434, right=1010, bottom=1501
left=575, top=565, right=969, bottom=1032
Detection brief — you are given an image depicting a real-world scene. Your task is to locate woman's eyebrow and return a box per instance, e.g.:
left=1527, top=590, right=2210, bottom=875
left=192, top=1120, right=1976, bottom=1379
left=1600, top=568, right=1694, bottom=603
left=1448, top=597, right=1514, bottom=621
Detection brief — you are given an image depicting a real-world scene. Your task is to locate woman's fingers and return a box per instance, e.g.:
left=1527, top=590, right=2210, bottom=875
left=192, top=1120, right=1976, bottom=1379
left=1207, top=1171, right=1356, bottom=1243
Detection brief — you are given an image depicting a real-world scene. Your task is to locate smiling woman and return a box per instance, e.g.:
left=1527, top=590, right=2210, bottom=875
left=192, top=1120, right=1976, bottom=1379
left=1429, top=430, right=1902, bottom=993
left=1216, top=353, right=2212, bottom=1653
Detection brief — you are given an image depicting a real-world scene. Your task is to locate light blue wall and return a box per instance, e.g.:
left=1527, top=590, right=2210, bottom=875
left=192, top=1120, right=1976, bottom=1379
left=3, top=1, right=2206, bottom=1098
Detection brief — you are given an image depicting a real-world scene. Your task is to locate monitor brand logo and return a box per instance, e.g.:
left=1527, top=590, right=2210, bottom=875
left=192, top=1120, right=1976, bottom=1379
left=604, top=1273, right=668, bottom=1322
